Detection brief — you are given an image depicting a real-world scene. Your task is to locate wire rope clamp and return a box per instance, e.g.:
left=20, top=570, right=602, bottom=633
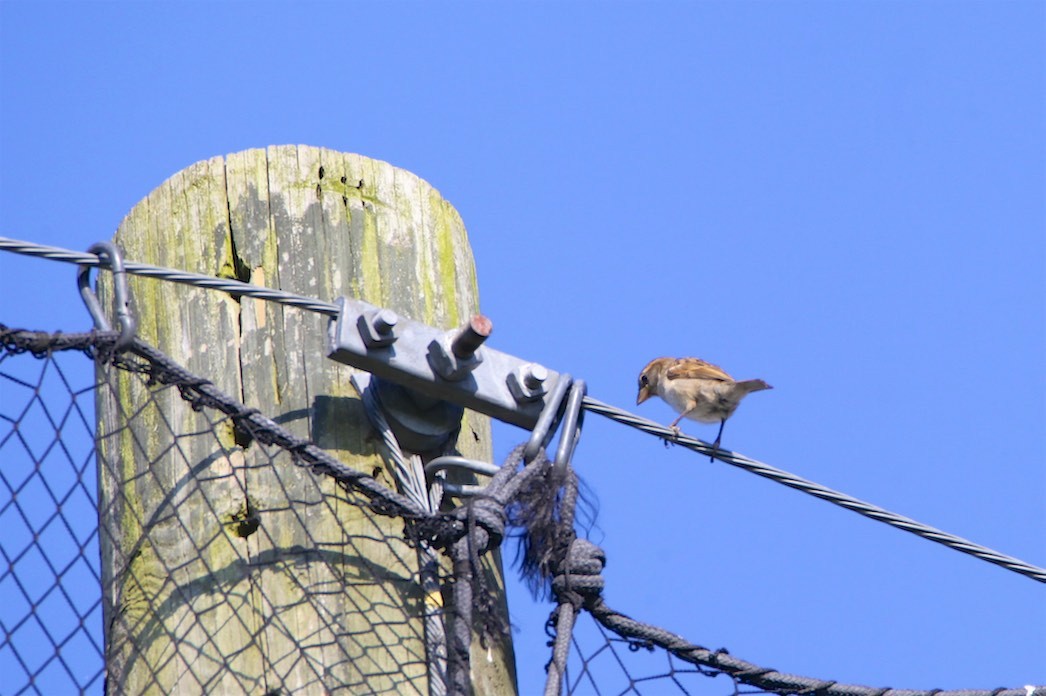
left=427, top=315, right=491, bottom=381
left=328, top=296, right=566, bottom=430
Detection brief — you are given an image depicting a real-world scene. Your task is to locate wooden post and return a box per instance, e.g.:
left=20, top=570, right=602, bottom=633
left=95, top=146, right=516, bottom=694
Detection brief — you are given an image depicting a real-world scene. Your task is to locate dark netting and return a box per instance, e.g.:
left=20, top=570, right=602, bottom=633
left=89, top=369, right=429, bottom=694
left=1, top=326, right=1042, bottom=696
left=1, top=331, right=440, bottom=694
left=562, top=613, right=763, bottom=696
left=0, top=327, right=515, bottom=695
left=1, top=341, right=105, bottom=694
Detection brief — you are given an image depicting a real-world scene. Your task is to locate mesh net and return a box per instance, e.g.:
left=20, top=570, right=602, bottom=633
left=1, top=345, right=105, bottom=694
left=562, top=613, right=760, bottom=696
left=2, top=335, right=440, bottom=694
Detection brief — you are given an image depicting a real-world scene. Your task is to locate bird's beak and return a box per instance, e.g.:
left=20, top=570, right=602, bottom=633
left=636, top=385, right=651, bottom=405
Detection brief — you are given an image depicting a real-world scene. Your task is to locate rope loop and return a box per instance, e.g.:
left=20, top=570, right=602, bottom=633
left=550, top=538, right=606, bottom=609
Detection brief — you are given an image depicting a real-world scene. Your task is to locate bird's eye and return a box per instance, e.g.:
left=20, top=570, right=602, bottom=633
left=640, top=375, right=648, bottom=385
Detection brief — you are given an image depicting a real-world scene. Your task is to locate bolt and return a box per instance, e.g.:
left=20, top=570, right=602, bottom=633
left=522, top=363, right=548, bottom=389
left=428, top=315, right=491, bottom=381
left=358, top=308, right=399, bottom=348
left=507, top=362, right=550, bottom=402
left=372, top=309, right=398, bottom=336
left=451, top=315, right=492, bottom=359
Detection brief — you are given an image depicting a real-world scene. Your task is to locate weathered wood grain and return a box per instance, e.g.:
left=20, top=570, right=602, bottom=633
left=96, top=146, right=511, bottom=694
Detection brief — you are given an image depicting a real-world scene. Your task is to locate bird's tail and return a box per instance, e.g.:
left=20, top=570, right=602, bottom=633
left=737, top=379, right=772, bottom=393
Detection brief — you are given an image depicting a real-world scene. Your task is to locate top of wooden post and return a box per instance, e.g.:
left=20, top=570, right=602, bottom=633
left=100, top=145, right=514, bottom=694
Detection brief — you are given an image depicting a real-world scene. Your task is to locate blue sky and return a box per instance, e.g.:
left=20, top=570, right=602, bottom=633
left=1, top=1, right=1043, bottom=694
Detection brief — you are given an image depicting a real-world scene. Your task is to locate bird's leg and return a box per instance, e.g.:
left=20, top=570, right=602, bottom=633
left=666, top=413, right=688, bottom=443
left=709, top=420, right=725, bottom=461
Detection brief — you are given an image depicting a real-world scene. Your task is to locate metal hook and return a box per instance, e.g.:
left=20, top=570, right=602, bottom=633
left=77, top=241, right=136, bottom=352
left=553, top=380, right=586, bottom=474
left=425, top=455, right=501, bottom=497
left=523, top=373, right=573, bottom=463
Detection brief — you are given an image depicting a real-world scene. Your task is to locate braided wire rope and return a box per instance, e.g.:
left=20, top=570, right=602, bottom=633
left=0, top=236, right=338, bottom=315
left=582, top=397, right=1046, bottom=584
left=583, top=596, right=1045, bottom=696
left=440, top=445, right=553, bottom=694
left=544, top=465, right=584, bottom=696
left=0, top=325, right=429, bottom=523
left=353, top=376, right=449, bottom=696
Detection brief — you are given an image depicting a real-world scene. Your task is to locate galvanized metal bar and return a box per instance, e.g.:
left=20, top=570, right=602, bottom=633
left=328, top=297, right=565, bottom=431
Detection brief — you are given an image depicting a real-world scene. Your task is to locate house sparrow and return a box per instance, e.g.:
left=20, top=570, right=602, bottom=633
left=636, top=357, right=771, bottom=458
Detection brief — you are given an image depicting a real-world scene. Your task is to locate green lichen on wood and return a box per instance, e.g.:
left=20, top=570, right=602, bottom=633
left=433, top=194, right=463, bottom=326
left=359, top=202, right=384, bottom=306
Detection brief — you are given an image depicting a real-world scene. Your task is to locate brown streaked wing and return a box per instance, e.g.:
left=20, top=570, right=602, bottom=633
left=664, top=357, right=734, bottom=382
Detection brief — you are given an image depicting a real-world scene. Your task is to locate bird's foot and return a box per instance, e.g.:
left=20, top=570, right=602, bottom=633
left=663, top=425, right=682, bottom=448
left=709, top=438, right=721, bottom=462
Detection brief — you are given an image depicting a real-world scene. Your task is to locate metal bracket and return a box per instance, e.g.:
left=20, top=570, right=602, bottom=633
left=328, top=297, right=566, bottom=432
left=77, top=241, right=137, bottom=352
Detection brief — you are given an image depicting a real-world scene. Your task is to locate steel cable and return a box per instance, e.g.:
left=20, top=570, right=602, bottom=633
left=0, top=236, right=338, bottom=315
left=583, top=396, right=1046, bottom=584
